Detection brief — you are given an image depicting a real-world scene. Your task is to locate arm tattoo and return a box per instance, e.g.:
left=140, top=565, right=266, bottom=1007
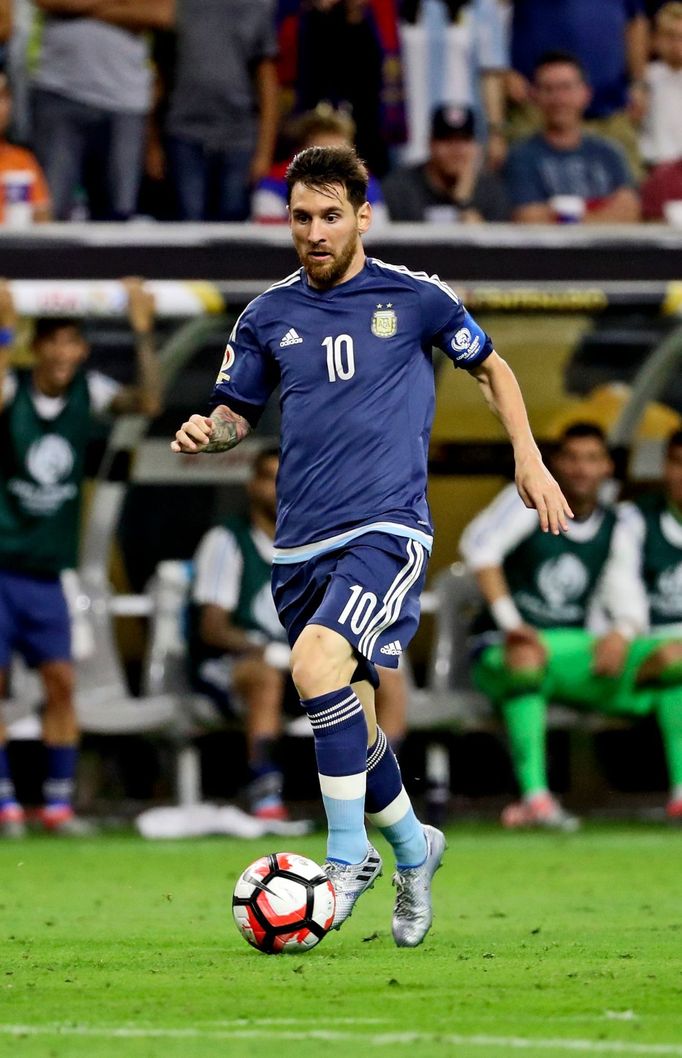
left=203, top=405, right=251, bottom=453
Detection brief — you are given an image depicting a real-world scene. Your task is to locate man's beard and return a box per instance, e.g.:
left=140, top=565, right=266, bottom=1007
left=300, top=233, right=358, bottom=288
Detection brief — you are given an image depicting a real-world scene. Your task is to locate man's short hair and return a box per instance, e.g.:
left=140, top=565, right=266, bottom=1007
left=533, top=49, right=589, bottom=83
left=666, top=428, right=682, bottom=455
left=557, top=421, right=608, bottom=449
left=33, top=317, right=83, bottom=344
left=285, top=145, right=369, bottom=211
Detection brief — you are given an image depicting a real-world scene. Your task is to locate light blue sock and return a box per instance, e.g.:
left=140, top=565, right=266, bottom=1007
left=365, top=727, right=427, bottom=868
left=303, top=687, right=369, bottom=865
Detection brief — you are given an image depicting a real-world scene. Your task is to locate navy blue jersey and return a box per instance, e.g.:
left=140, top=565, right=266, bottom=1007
left=210, top=257, right=493, bottom=561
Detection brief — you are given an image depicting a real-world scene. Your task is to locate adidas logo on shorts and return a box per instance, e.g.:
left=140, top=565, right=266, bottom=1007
left=280, top=328, right=303, bottom=347
left=380, top=640, right=403, bottom=657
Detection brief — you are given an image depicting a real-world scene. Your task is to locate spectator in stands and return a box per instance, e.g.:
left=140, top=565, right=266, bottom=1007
left=252, top=104, right=387, bottom=224
left=505, top=52, right=641, bottom=224
left=0, top=70, right=51, bottom=223
left=641, top=3, right=682, bottom=166
left=640, top=158, right=682, bottom=219
left=617, top=430, right=682, bottom=819
left=0, top=0, right=10, bottom=69
left=504, top=0, right=648, bottom=177
left=382, top=104, right=510, bottom=222
left=30, top=0, right=172, bottom=221
left=166, top=0, right=278, bottom=222
left=398, top=0, right=509, bottom=170
left=190, top=448, right=408, bottom=820
left=0, top=278, right=161, bottom=837
left=278, top=0, right=404, bottom=177
left=459, top=423, right=660, bottom=829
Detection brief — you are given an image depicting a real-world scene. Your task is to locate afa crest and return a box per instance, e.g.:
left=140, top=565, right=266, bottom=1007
left=371, top=304, right=397, bottom=339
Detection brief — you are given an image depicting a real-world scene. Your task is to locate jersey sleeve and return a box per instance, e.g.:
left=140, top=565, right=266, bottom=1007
left=209, top=302, right=279, bottom=426
left=459, top=483, right=538, bottom=570
left=192, top=527, right=243, bottom=611
left=419, top=275, right=493, bottom=369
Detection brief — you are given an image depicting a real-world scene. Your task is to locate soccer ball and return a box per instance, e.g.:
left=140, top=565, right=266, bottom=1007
left=232, top=852, right=336, bottom=954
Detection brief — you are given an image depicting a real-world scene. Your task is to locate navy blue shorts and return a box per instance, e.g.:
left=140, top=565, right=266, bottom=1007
left=0, top=569, right=71, bottom=669
left=271, top=533, right=428, bottom=687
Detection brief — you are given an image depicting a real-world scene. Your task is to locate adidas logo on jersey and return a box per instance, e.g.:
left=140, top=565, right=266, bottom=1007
left=280, top=328, right=303, bottom=347
left=380, top=640, right=403, bottom=657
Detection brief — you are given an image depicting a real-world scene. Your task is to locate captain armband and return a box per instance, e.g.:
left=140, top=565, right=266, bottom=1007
left=490, top=595, right=523, bottom=632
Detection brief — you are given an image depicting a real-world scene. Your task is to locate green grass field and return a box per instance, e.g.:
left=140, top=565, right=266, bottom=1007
left=1, top=825, right=681, bottom=1058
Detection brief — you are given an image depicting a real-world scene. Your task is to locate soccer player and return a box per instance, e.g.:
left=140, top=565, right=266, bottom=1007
left=0, top=278, right=161, bottom=836
left=171, top=145, right=570, bottom=946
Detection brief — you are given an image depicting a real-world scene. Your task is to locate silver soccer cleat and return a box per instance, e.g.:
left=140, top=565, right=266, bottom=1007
left=324, top=844, right=383, bottom=930
left=392, top=824, right=446, bottom=948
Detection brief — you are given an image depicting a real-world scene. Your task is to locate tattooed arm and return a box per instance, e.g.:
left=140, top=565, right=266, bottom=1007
left=170, top=404, right=251, bottom=454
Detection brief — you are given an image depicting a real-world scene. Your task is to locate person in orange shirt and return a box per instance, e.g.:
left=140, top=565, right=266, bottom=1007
left=0, top=71, right=51, bottom=224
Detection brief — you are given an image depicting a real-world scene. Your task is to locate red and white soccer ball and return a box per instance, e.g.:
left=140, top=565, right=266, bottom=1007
left=232, top=852, right=336, bottom=954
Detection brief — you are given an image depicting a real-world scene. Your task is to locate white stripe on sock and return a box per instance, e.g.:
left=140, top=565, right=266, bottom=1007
left=319, top=771, right=367, bottom=800
left=309, top=703, right=363, bottom=730
left=365, top=786, right=411, bottom=827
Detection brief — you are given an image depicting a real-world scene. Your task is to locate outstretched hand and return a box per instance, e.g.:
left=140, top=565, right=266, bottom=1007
left=515, top=452, right=573, bottom=535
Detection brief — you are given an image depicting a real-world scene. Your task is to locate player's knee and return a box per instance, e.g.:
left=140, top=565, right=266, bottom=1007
left=290, top=626, right=355, bottom=700
left=41, top=662, right=75, bottom=706
left=506, top=642, right=545, bottom=672
left=638, top=642, right=682, bottom=685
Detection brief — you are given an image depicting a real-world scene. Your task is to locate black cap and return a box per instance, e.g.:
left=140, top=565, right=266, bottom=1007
left=430, top=105, right=475, bottom=140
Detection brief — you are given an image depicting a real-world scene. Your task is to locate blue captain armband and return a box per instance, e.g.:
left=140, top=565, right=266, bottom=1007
left=449, top=324, right=493, bottom=366
left=0, top=327, right=15, bottom=347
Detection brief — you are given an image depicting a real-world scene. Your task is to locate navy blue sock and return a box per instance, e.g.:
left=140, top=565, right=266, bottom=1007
left=365, top=727, right=427, bottom=867
left=0, top=745, right=18, bottom=809
left=248, top=738, right=284, bottom=814
left=44, top=745, right=78, bottom=809
left=302, top=687, right=368, bottom=864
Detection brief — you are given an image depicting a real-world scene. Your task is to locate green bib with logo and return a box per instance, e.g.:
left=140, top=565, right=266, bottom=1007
left=501, top=509, right=616, bottom=629
left=636, top=493, right=682, bottom=627
left=226, top=515, right=278, bottom=636
left=0, top=368, right=91, bottom=575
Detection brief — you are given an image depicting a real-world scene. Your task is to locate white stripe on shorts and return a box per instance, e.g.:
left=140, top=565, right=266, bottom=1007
left=358, top=540, right=425, bottom=661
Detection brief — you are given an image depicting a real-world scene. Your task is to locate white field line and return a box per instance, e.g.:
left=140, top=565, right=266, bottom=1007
left=1, top=1025, right=682, bottom=1054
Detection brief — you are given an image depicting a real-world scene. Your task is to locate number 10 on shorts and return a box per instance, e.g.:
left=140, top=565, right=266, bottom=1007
left=338, top=584, right=378, bottom=634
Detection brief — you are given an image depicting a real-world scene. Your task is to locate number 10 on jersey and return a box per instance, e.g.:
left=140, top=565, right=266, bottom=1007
left=323, top=335, right=355, bottom=382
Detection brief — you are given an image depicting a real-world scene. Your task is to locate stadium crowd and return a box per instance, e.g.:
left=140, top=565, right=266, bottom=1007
left=0, top=0, right=681, bottom=224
